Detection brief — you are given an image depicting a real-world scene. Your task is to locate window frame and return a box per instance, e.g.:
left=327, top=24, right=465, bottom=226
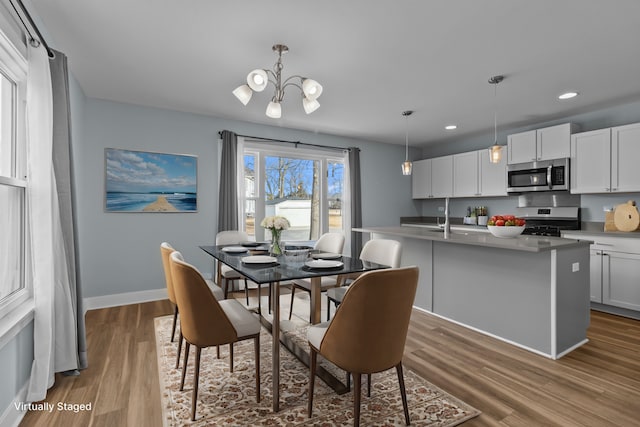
left=0, top=28, right=30, bottom=326
left=240, top=139, right=348, bottom=245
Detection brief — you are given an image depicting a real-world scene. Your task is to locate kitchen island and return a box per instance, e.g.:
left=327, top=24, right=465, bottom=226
left=354, top=226, right=591, bottom=359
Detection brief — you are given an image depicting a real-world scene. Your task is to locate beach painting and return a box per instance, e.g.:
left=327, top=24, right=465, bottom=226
left=105, top=148, right=197, bottom=212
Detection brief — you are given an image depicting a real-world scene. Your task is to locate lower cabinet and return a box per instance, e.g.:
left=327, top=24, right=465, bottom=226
left=603, top=251, right=640, bottom=311
left=566, top=232, right=640, bottom=312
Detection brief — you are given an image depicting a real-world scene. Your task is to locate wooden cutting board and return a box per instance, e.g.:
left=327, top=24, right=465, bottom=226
left=613, top=200, right=640, bottom=232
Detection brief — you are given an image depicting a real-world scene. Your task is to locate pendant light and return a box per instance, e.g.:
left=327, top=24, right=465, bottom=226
left=401, top=110, right=413, bottom=175
left=488, top=75, right=504, bottom=164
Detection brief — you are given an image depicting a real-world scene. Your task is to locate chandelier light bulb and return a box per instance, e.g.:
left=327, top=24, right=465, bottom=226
left=232, top=85, right=253, bottom=106
left=302, top=78, right=323, bottom=101
left=247, top=69, right=268, bottom=92
left=303, top=97, right=320, bottom=114
left=266, top=101, right=282, bottom=118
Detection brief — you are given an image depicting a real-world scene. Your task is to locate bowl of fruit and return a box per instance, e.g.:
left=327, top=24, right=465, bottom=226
left=486, top=215, right=526, bottom=238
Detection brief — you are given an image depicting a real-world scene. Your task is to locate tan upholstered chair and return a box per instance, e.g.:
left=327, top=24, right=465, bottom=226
left=325, top=239, right=402, bottom=320
left=307, top=266, right=419, bottom=427
left=288, top=232, right=345, bottom=322
left=170, top=251, right=261, bottom=421
left=160, top=242, right=224, bottom=368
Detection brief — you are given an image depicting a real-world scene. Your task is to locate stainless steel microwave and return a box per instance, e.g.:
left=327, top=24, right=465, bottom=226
left=507, top=158, right=570, bottom=192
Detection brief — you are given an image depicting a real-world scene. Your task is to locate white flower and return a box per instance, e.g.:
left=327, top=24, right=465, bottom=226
left=260, top=215, right=290, bottom=231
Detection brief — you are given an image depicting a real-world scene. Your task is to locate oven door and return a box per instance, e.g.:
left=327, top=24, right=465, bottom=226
left=507, top=158, right=569, bottom=192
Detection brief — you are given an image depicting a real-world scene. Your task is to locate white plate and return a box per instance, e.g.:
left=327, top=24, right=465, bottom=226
left=311, top=252, right=342, bottom=260
left=305, top=259, right=344, bottom=269
left=241, top=255, right=278, bottom=264
left=222, top=246, right=248, bottom=253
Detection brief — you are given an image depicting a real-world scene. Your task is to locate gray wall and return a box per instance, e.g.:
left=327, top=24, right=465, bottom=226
left=416, top=98, right=640, bottom=221
left=76, top=98, right=417, bottom=298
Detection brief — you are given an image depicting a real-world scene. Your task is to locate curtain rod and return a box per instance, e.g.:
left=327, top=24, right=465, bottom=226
left=9, top=0, right=54, bottom=58
left=219, top=131, right=357, bottom=153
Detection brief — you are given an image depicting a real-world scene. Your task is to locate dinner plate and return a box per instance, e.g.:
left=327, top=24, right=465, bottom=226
left=304, top=259, right=344, bottom=269
left=241, top=255, right=278, bottom=264
left=311, top=252, right=342, bottom=260
left=241, top=241, right=262, bottom=247
left=221, top=246, right=248, bottom=253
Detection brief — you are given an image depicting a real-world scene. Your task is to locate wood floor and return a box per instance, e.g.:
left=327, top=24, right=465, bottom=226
left=20, top=297, right=640, bottom=427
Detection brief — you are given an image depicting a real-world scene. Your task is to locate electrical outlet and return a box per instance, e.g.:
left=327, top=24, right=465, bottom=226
left=438, top=206, right=445, bottom=212
left=572, top=262, right=580, bottom=272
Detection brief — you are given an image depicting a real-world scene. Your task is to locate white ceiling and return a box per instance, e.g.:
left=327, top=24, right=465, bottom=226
left=31, top=0, right=640, bottom=147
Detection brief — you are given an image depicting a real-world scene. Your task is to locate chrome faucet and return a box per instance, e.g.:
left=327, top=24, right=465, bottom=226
left=444, top=197, right=451, bottom=238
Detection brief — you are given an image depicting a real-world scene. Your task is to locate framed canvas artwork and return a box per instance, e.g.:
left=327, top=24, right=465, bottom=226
left=105, top=148, right=197, bottom=212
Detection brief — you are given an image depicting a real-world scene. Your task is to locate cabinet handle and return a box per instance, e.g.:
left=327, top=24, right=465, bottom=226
left=605, top=188, right=610, bottom=191
left=612, top=188, right=618, bottom=191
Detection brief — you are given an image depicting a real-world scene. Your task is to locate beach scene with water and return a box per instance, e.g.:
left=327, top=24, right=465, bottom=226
left=105, top=148, right=197, bottom=212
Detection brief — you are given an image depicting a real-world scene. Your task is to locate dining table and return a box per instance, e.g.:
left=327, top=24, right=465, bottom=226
left=200, top=243, right=388, bottom=412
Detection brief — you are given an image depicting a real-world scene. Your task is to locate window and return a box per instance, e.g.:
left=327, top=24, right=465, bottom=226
left=0, top=32, right=28, bottom=318
left=240, top=140, right=347, bottom=246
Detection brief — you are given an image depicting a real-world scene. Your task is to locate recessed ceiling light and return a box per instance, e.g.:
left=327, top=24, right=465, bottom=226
left=445, top=125, right=457, bottom=130
left=558, top=92, right=579, bottom=100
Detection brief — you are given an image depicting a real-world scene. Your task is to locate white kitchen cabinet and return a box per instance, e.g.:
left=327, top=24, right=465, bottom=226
left=564, top=232, right=640, bottom=311
left=412, top=158, right=432, bottom=199
left=453, top=149, right=507, bottom=197
left=570, top=128, right=611, bottom=194
left=604, top=251, right=640, bottom=311
left=571, top=122, right=640, bottom=194
left=590, top=248, right=603, bottom=303
left=611, top=122, right=640, bottom=193
left=431, top=156, right=453, bottom=198
left=479, top=148, right=507, bottom=196
left=453, top=151, right=479, bottom=197
left=508, top=123, right=576, bottom=164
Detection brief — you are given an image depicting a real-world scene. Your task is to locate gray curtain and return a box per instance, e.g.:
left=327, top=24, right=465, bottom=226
left=49, top=49, right=87, bottom=370
left=348, top=147, right=362, bottom=259
left=218, top=130, right=238, bottom=232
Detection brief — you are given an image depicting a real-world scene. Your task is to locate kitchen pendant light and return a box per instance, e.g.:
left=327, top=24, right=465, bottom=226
left=488, top=75, right=504, bottom=164
left=401, top=110, right=413, bottom=175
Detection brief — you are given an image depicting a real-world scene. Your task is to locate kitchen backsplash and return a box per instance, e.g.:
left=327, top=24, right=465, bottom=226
left=418, top=192, right=640, bottom=222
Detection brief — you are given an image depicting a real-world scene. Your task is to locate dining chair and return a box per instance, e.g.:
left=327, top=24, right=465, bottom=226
left=161, top=242, right=224, bottom=369
left=325, top=239, right=402, bottom=320
left=170, top=251, right=261, bottom=421
left=307, top=266, right=419, bottom=427
left=288, top=232, right=345, bottom=322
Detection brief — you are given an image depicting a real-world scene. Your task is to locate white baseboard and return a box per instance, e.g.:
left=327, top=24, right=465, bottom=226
left=0, top=381, right=28, bottom=427
left=83, top=288, right=168, bottom=312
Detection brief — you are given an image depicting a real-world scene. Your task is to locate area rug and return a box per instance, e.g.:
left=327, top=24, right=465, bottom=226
left=155, top=294, right=480, bottom=426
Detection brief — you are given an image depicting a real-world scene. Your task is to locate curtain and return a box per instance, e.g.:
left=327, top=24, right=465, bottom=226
left=26, top=44, right=81, bottom=402
left=49, top=49, right=87, bottom=371
left=348, top=148, right=362, bottom=259
left=218, top=130, right=238, bottom=232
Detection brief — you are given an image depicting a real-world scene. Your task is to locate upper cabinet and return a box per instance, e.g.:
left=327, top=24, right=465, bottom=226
left=412, top=156, right=453, bottom=199
left=507, top=123, right=577, bottom=164
left=571, top=122, right=640, bottom=194
left=452, top=149, right=507, bottom=197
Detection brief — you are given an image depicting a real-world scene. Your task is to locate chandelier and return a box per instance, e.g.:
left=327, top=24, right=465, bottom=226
left=401, top=110, right=413, bottom=175
left=488, top=75, right=504, bottom=163
left=232, top=44, right=323, bottom=119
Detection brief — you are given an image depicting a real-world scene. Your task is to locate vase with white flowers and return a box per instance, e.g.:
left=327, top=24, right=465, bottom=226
left=260, top=215, right=290, bottom=256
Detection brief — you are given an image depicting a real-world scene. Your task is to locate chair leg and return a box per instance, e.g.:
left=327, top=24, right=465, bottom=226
left=244, top=278, right=249, bottom=305
left=171, top=305, right=178, bottom=342
left=367, top=373, right=371, bottom=397
left=396, top=363, right=410, bottom=426
left=353, top=372, right=362, bottom=427
left=289, top=285, right=296, bottom=320
left=180, top=342, right=190, bottom=391
left=191, top=346, right=202, bottom=421
left=257, top=284, right=262, bottom=315
left=268, top=283, right=272, bottom=314
left=224, top=279, right=229, bottom=299
left=229, top=343, right=234, bottom=372
left=326, top=295, right=330, bottom=321
left=176, top=330, right=183, bottom=369
left=254, top=335, right=261, bottom=403
left=216, top=345, right=220, bottom=359
left=346, top=371, right=350, bottom=390
left=308, top=348, right=317, bottom=418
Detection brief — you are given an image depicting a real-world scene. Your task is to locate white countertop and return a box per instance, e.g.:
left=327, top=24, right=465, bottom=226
left=562, top=229, right=640, bottom=240
left=354, top=226, right=590, bottom=252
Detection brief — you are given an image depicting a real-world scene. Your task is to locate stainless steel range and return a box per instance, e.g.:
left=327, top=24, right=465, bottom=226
left=516, top=192, right=580, bottom=237
left=516, top=206, right=580, bottom=237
